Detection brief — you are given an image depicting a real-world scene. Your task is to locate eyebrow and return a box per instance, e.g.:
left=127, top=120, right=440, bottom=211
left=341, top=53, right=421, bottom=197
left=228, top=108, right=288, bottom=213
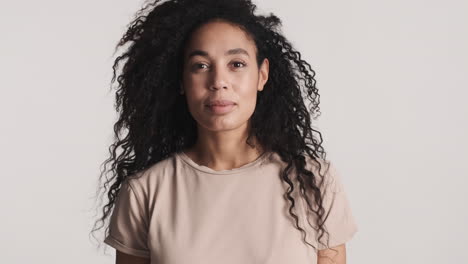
left=186, top=48, right=250, bottom=59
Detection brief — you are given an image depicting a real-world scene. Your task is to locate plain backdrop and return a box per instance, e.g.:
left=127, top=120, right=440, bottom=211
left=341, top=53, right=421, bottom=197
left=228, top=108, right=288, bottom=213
left=1, top=0, right=467, bottom=263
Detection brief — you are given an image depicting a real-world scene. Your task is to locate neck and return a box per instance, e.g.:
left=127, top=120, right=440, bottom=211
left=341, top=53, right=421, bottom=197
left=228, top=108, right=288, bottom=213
left=183, top=127, right=264, bottom=171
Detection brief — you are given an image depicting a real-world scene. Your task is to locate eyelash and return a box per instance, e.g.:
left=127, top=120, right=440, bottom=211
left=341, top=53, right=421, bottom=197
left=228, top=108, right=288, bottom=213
left=193, top=61, right=246, bottom=70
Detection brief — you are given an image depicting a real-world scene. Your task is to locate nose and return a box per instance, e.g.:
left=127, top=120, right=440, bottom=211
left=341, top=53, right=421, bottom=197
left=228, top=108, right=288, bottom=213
left=209, top=65, right=229, bottom=91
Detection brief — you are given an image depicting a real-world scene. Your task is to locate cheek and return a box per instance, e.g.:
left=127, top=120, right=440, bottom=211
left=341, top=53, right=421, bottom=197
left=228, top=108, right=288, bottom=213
left=239, top=75, right=259, bottom=102
left=183, top=78, right=205, bottom=101
left=185, top=96, right=205, bottom=118
left=237, top=87, right=259, bottom=118
left=183, top=75, right=201, bottom=92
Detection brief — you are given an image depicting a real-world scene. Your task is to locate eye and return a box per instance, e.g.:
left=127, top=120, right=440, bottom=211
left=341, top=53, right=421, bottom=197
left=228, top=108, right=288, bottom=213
left=232, top=61, right=246, bottom=68
left=194, top=63, right=208, bottom=69
left=190, top=63, right=209, bottom=72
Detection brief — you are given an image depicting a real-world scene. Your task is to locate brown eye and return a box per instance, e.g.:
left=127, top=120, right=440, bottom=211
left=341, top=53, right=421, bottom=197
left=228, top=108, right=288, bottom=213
left=191, top=63, right=209, bottom=71
left=232, top=61, right=246, bottom=68
left=196, top=63, right=208, bottom=69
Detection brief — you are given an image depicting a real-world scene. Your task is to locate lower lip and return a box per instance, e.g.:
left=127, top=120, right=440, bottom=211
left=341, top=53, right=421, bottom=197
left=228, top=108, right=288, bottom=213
left=206, top=104, right=236, bottom=114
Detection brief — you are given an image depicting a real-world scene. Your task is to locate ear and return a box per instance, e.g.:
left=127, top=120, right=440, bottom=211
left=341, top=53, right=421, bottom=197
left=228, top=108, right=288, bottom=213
left=257, top=58, right=269, bottom=92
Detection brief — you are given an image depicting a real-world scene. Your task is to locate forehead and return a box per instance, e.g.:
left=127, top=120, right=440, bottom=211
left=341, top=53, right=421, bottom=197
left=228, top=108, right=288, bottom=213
left=184, top=20, right=257, bottom=59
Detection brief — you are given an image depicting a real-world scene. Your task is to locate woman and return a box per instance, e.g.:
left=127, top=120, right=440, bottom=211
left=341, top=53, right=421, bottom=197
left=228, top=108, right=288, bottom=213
left=91, top=0, right=358, bottom=263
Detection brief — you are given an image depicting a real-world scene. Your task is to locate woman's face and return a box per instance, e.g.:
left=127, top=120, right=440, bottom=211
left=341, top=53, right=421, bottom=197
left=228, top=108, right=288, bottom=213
left=181, top=20, right=269, bottom=133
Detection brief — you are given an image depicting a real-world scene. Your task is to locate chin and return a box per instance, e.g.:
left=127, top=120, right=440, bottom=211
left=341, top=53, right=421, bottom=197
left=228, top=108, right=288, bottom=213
left=198, top=119, right=246, bottom=133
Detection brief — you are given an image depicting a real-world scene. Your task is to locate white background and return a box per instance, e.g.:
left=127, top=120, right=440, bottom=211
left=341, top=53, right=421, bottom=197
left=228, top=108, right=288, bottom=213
left=1, top=0, right=467, bottom=263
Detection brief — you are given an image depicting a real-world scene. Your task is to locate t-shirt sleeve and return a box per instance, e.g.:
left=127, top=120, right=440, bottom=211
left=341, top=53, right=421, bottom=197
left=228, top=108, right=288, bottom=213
left=314, top=162, right=359, bottom=250
left=104, top=179, right=150, bottom=258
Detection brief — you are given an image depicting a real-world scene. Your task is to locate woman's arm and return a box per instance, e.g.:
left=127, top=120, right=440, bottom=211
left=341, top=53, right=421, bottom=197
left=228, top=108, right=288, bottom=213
left=116, top=250, right=151, bottom=264
left=317, top=243, right=347, bottom=264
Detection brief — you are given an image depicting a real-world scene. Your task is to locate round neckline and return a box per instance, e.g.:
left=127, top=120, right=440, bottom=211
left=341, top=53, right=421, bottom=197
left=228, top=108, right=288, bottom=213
left=176, top=150, right=272, bottom=175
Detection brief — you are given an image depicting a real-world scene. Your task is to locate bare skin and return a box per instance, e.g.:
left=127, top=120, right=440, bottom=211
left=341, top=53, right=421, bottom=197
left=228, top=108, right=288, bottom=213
left=180, top=19, right=269, bottom=171
left=317, top=244, right=347, bottom=264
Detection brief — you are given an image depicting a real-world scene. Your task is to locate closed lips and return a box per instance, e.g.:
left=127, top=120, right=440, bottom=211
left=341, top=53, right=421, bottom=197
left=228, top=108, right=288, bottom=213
left=206, top=100, right=236, bottom=106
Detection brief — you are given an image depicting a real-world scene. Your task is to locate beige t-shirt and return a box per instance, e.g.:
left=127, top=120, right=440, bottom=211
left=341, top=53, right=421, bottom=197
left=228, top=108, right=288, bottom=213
left=104, top=151, right=358, bottom=263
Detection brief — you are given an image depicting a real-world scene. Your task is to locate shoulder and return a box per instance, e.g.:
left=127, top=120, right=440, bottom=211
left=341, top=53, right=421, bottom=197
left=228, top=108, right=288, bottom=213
left=303, top=155, right=331, bottom=175
left=124, top=154, right=177, bottom=199
left=302, top=155, right=344, bottom=193
left=267, top=152, right=333, bottom=178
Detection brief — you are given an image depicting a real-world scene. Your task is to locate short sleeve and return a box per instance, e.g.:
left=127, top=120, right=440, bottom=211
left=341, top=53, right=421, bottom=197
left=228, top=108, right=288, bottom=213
left=104, top=179, right=150, bottom=258
left=314, top=162, right=358, bottom=250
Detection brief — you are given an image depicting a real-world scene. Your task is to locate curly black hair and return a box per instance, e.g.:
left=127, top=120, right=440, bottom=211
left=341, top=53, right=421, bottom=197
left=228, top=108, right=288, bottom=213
left=91, top=0, right=336, bottom=256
